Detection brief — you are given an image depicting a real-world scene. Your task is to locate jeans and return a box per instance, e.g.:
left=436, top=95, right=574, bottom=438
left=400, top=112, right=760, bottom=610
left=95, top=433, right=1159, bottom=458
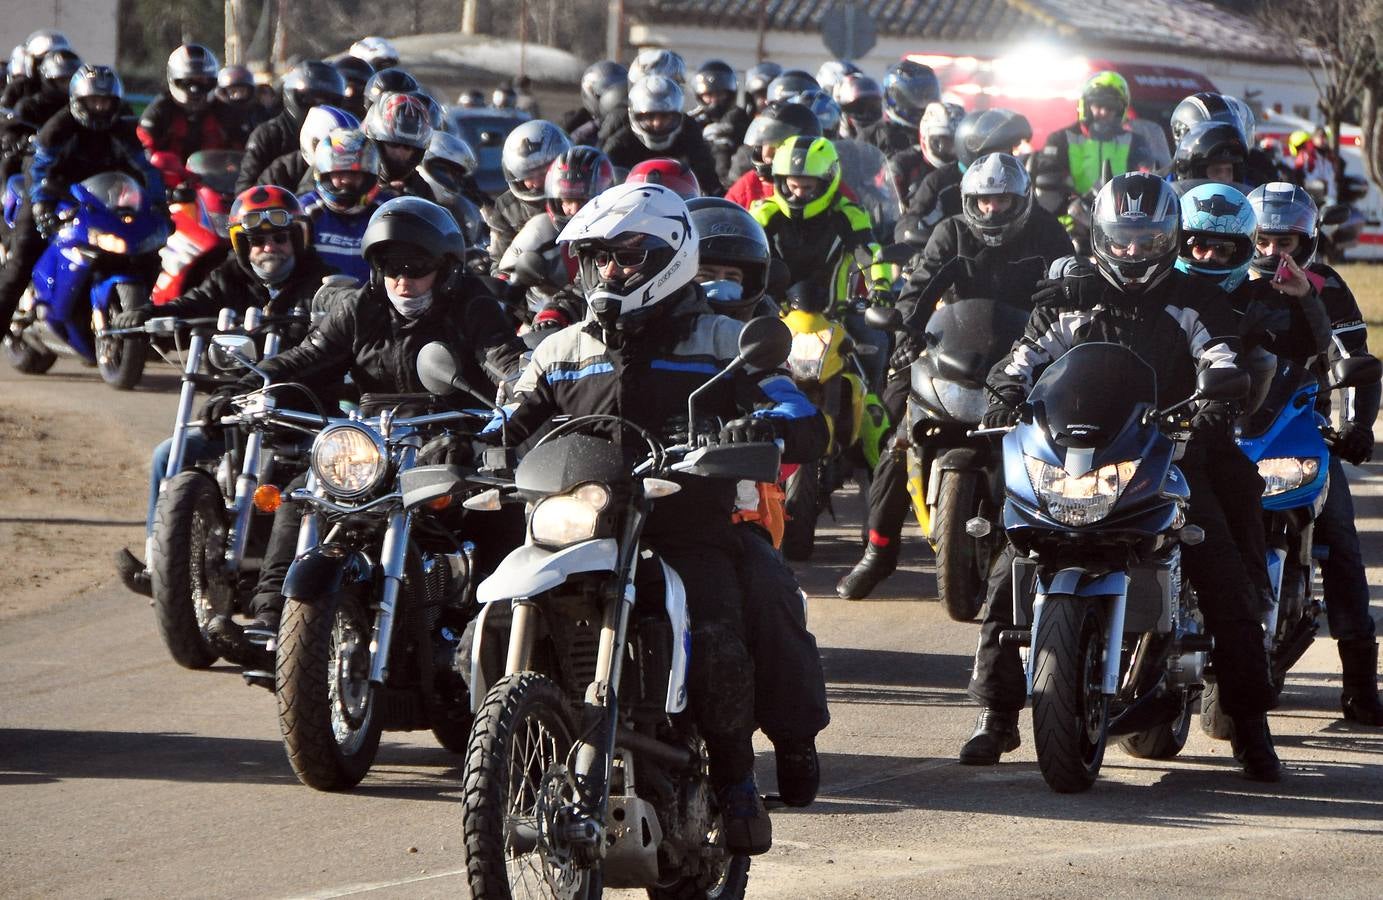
left=147, top=427, right=224, bottom=536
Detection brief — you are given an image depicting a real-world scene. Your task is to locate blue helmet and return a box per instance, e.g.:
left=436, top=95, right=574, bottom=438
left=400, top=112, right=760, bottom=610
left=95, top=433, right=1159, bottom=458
left=1175, top=182, right=1256, bottom=292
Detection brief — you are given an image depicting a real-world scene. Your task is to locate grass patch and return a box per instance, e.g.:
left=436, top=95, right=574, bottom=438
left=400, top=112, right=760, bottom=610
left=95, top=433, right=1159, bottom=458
left=1336, top=262, right=1383, bottom=352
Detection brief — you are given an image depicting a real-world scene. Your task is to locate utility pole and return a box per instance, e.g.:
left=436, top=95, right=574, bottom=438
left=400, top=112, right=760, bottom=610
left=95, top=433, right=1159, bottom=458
left=606, top=0, right=624, bottom=62
left=461, top=0, right=478, bottom=34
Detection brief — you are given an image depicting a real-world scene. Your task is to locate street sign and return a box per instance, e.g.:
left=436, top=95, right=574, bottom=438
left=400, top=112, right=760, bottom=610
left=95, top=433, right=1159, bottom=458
left=820, top=2, right=877, bottom=61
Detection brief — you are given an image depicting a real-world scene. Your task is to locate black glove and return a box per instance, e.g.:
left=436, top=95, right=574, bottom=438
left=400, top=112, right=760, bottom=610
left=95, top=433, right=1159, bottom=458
left=1336, top=422, right=1375, bottom=465
left=200, top=387, right=241, bottom=430
left=890, top=334, right=921, bottom=372
left=981, top=404, right=1020, bottom=430
left=111, top=306, right=152, bottom=330
left=32, top=202, right=58, bottom=239
left=1030, top=277, right=1066, bottom=307
left=719, top=416, right=778, bottom=444
left=1190, top=401, right=1234, bottom=438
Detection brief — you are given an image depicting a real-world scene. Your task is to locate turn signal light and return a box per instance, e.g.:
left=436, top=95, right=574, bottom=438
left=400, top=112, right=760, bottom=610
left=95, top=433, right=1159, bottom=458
left=253, top=484, right=282, bottom=513
left=427, top=495, right=453, bottom=511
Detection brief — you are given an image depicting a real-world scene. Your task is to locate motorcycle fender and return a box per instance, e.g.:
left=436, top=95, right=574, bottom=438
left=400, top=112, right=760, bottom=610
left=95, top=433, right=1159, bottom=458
left=841, top=372, right=867, bottom=449
left=658, top=558, right=692, bottom=714
left=1027, top=569, right=1129, bottom=697
left=475, top=537, right=619, bottom=604
left=90, top=273, right=141, bottom=314
left=281, top=544, right=373, bottom=602
left=1036, top=568, right=1127, bottom=598
left=934, top=445, right=986, bottom=473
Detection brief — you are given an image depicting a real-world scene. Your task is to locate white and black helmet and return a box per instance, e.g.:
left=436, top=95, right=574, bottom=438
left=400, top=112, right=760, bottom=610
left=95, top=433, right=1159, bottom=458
left=167, top=43, right=219, bottom=110
left=628, top=75, right=684, bottom=151
left=501, top=119, right=572, bottom=202
left=628, top=48, right=686, bottom=85
left=919, top=101, right=965, bottom=169
left=349, top=36, right=400, bottom=72
left=1091, top=173, right=1181, bottom=293
left=960, top=152, right=1032, bottom=247
left=558, top=181, right=699, bottom=329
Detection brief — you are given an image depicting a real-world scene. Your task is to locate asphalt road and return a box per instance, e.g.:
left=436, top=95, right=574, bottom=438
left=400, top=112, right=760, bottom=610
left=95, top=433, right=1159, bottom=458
left=2, top=357, right=1381, bottom=899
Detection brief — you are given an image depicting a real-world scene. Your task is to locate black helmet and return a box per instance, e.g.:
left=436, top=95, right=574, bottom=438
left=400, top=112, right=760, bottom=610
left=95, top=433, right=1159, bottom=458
left=687, top=196, right=770, bottom=315
left=364, top=67, right=420, bottom=110
left=1246, top=181, right=1319, bottom=273
left=361, top=196, right=466, bottom=277
left=282, top=60, right=346, bottom=121
left=37, top=49, right=80, bottom=94
left=1091, top=173, right=1180, bottom=293
left=835, top=72, right=882, bottom=130
left=580, top=60, right=627, bottom=117
left=1173, top=120, right=1247, bottom=183
left=744, top=62, right=783, bottom=100
left=765, top=69, right=819, bottom=103
left=167, top=43, right=219, bottom=111
left=744, top=100, right=822, bottom=179
left=955, top=108, right=1032, bottom=169
left=1170, top=92, right=1242, bottom=145
left=333, top=55, right=375, bottom=114
left=882, top=59, right=940, bottom=128
left=693, top=59, right=737, bottom=97
left=68, top=64, right=123, bottom=130
left=216, top=65, right=255, bottom=107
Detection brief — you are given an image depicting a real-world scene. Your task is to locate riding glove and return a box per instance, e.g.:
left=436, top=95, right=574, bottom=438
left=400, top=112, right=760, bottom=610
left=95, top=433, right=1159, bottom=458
left=1336, top=422, right=1375, bottom=465
left=112, top=307, right=152, bottom=330
left=720, top=416, right=778, bottom=444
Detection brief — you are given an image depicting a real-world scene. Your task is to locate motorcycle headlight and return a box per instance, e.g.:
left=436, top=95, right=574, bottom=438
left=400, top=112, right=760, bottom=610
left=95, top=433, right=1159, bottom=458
left=311, top=426, right=387, bottom=499
left=90, top=229, right=127, bottom=254
left=787, top=329, right=832, bottom=381
left=1257, top=456, right=1320, bottom=497
left=530, top=483, right=611, bottom=548
left=1024, top=456, right=1141, bottom=526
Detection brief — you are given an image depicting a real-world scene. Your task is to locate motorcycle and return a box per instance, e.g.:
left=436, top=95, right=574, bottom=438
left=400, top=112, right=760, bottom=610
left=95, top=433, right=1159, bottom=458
left=780, top=280, right=889, bottom=561
left=986, top=342, right=1247, bottom=793
left=1200, top=354, right=1382, bottom=738
left=4, top=171, right=167, bottom=388
left=433, top=318, right=789, bottom=899
left=151, top=149, right=239, bottom=305
left=867, top=297, right=1031, bottom=621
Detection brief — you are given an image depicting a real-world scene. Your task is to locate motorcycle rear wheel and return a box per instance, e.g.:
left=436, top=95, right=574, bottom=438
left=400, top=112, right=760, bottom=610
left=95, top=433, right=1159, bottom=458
left=95, top=283, right=147, bottom=390
left=4, top=329, right=57, bottom=374
left=463, top=672, right=586, bottom=900
left=1031, top=596, right=1109, bottom=793
left=1118, top=689, right=1193, bottom=759
left=150, top=469, right=231, bottom=669
left=781, top=463, right=820, bottom=562
left=276, top=589, right=383, bottom=790
left=935, top=470, right=984, bottom=622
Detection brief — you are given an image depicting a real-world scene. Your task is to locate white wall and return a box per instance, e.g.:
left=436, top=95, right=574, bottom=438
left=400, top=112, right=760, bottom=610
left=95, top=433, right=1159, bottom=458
left=0, top=0, right=120, bottom=69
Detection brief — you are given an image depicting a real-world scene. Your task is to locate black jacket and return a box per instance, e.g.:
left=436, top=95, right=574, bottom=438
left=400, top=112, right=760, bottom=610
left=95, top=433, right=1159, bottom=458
left=1227, top=274, right=1331, bottom=366
left=160, top=248, right=337, bottom=321
left=484, top=189, right=545, bottom=265
left=28, top=109, right=163, bottom=206
left=896, top=161, right=962, bottom=248
left=1, top=88, right=67, bottom=182
left=257, top=150, right=311, bottom=193
left=559, top=107, right=593, bottom=135
left=858, top=117, right=919, bottom=160
left=693, top=105, right=751, bottom=187
left=601, top=119, right=723, bottom=194
left=236, top=109, right=299, bottom=193
left=1308, top=263, right=1380, bottom=428
left=257, top=272, right=525, bottom=397
left=899, top=206, right=1073, bottom=328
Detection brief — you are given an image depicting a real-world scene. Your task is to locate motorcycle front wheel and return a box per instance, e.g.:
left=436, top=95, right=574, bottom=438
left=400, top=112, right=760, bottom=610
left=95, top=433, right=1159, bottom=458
left=935, top=470, right=985, bottom=622
left=150, top=469, right=232, bottom=669
left=95, top=282, right=147, bottom=390
left=463, top=672, right=586, bottom=900
left=276, top=589, right=382, bottom=790
left=1031, top=596, right=1109, bottom=793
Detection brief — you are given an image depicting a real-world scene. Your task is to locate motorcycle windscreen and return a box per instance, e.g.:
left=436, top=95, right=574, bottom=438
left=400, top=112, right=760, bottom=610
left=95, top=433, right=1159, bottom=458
left=833, top=139, right=901, bottom=228
left=186, top=150, right=242, bottom=197
left=1029, top=343, right=1156, bottom=449
left=76, top=172, right=144, bottom=213
left=923, top=297, right=1033, bottom=387
left=1238, top=359, right=1317, bottom=440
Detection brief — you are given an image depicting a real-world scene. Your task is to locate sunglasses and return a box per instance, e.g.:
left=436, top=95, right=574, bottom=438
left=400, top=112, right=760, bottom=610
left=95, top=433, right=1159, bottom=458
left=379, top=257, right=438, bottom=279
left=590, top=247, right=649, bottom=269
left=237, top=208, right=294, bottom=230
left=1188, top=236, right=1238, bottom=258
left=247, top=231, right=292, bottom=248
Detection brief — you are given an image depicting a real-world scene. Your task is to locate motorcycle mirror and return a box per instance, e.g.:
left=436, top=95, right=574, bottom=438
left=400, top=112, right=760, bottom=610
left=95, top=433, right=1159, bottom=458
left=864, top=305, right=901, bottom=331
left=737, top=316, right=792, bottom=371
left=417, top=340, right=464, bottom=396
left=1320, top=204, right=1351, bottom=227
left=511, top=250, right=551, bottom=288
left=210, top=333, right=257, bottom=362
left=1329, top=354, right=1382, bottom=391
left=1195, top=366, right=1251, bottom=402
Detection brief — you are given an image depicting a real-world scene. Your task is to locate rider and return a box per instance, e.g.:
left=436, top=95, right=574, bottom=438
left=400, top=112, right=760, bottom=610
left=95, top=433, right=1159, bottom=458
left=1037, top=71, right=1155, bottom=202
left=0, top=64, right=165, bottom=343
left=601, top=74, right=721, bottom=193
left=332, top=55, right=375, bottom=120
left=859, top=60, right=941, bottom=160
left=1, top=30, right=73, bottom=108
left=138, top=44, right=234, bottom=159
left=361, top=91, right=435, bottom=198
left=1, top=48, right=82, bottom=184
left=1246, top=182, right=1383, bottom=725
left=257, top=104, right=357, bottom=192
left=235, top=60, right=346, bottom=191
left=227, top=197, right=526, bottom=643
left=835, top=72, right=883, bottom=140
left=562, top=60, right=627, bottom=136
left=837, top=153, right=1072, bottom=600
left=965, top=172, right=1281, bottom=782
left=214, top=64, right=266, bottom=149
left=689, top=195, right=831, bottom=805
left=111, top=185, right=339, bottom=596
left=724, top=100, right=822, bottom=202
left=742, top=61, right=783, bottom=118
left=690, top=59, right=751, bottom=185
left=500, top=181, right=828, bottom=853
left=1171, top=120, right=1250, bottom=190
left=485, top=119, right=571, bottom=264
left=299, top=128, right=391, bottom=284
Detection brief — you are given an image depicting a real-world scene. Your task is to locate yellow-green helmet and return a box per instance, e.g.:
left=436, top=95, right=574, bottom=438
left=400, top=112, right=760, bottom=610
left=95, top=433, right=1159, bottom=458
left=1078, top=70, right=1130, bottom=139
left=771, top=134, right=841, bottom=220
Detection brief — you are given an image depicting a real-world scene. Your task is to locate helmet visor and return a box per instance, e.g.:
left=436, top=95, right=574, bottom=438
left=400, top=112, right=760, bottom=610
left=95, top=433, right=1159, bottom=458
left=1094, top=218, right=1176, bottom=264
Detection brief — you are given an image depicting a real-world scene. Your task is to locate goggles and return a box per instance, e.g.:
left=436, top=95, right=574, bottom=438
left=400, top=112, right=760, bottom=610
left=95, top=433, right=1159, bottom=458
left=235, top=208, right=295, bottom=230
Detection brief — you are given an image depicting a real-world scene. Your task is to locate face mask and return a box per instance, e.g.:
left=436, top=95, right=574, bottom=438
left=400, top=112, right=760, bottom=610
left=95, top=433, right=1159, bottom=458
left=385, top=284, right=434, bottom=319
left=702, top=279, right=744, bottom=306
left=250, top=251, right=295, bottom=285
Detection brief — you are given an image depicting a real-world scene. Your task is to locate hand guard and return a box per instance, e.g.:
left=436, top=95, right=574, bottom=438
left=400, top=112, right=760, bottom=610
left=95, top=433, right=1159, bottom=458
left=1336, top=422, right=1375, bottom=465
left=719, top=416, right=778, bottom=445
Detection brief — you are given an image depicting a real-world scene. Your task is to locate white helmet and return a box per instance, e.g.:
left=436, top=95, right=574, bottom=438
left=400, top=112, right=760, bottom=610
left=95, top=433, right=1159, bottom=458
left=628, top=75, right=684, bottom=151
left=350, top=36, right=399, bottom=71
left=558, top=181, right=699, bottom=328
left=299, top=105, right=359, bottom=165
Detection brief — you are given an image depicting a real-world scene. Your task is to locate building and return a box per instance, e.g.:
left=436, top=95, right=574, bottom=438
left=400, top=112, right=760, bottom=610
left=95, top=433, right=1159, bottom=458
left=0, top=0, right=120, bottom=69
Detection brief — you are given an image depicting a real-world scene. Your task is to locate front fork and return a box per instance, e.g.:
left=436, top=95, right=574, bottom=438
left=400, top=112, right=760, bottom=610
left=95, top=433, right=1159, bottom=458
left=1022, top=565, right=1130, bottom=697
left=224, top=331, right=282, bottom=573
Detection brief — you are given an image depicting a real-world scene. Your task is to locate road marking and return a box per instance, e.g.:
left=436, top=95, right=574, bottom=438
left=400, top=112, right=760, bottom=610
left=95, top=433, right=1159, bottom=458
left=285, top=867, right=468, bottom=899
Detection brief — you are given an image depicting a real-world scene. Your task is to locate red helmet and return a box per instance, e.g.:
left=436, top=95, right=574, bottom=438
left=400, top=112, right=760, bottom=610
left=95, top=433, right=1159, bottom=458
left=625, top=158, right=701, bottom=200
left=228, top=184, right=310, bottom=269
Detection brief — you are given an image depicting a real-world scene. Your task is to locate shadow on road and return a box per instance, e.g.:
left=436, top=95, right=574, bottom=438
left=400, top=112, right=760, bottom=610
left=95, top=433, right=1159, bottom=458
left=0, top=516, right=143, bottom=527
left=820, top=647, right=973, bottom=709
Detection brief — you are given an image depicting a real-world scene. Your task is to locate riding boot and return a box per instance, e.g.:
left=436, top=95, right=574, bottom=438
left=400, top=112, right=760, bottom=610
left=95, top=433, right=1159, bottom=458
left=958, top=708, right=1021, bottom=765
left=836, top=541, right=898, bottom=600
left=1229, top=714, right=1282, bottom=782
left=113, top=548, right=152, bottom=597
left=772, top=737, right=819, bottom=807
left=1339, top=639, right=1383, bottom=726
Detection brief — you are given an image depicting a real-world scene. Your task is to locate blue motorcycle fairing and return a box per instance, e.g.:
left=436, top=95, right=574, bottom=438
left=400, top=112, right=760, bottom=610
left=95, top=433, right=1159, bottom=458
left=281, top=543, right=374, bottom=601
left=1036, top=568, right=1129, bottom=598
left=1235, top=370, right=1328, bottom=512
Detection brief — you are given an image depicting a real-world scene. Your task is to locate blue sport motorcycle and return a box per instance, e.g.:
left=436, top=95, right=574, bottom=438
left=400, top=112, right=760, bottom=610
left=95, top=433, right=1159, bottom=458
left=4, top=171, right=167, bottom=389
left=973, top=342, right=1245, bottom=793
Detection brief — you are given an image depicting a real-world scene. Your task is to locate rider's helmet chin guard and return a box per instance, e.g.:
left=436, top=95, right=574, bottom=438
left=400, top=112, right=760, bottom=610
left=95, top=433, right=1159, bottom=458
left=960, top=152, right=1033, bottom=248
left=1175, top=182, right=1257, bottom=292
left=313, top=128, right=382, bottom=215
left=1090, top=173, right=1180, bottom=294
left=1246, top=181, right=1320, bottom=274
left=771, top=135, right=842, bottom=221
left=558, top=181, right=699, bottom=333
